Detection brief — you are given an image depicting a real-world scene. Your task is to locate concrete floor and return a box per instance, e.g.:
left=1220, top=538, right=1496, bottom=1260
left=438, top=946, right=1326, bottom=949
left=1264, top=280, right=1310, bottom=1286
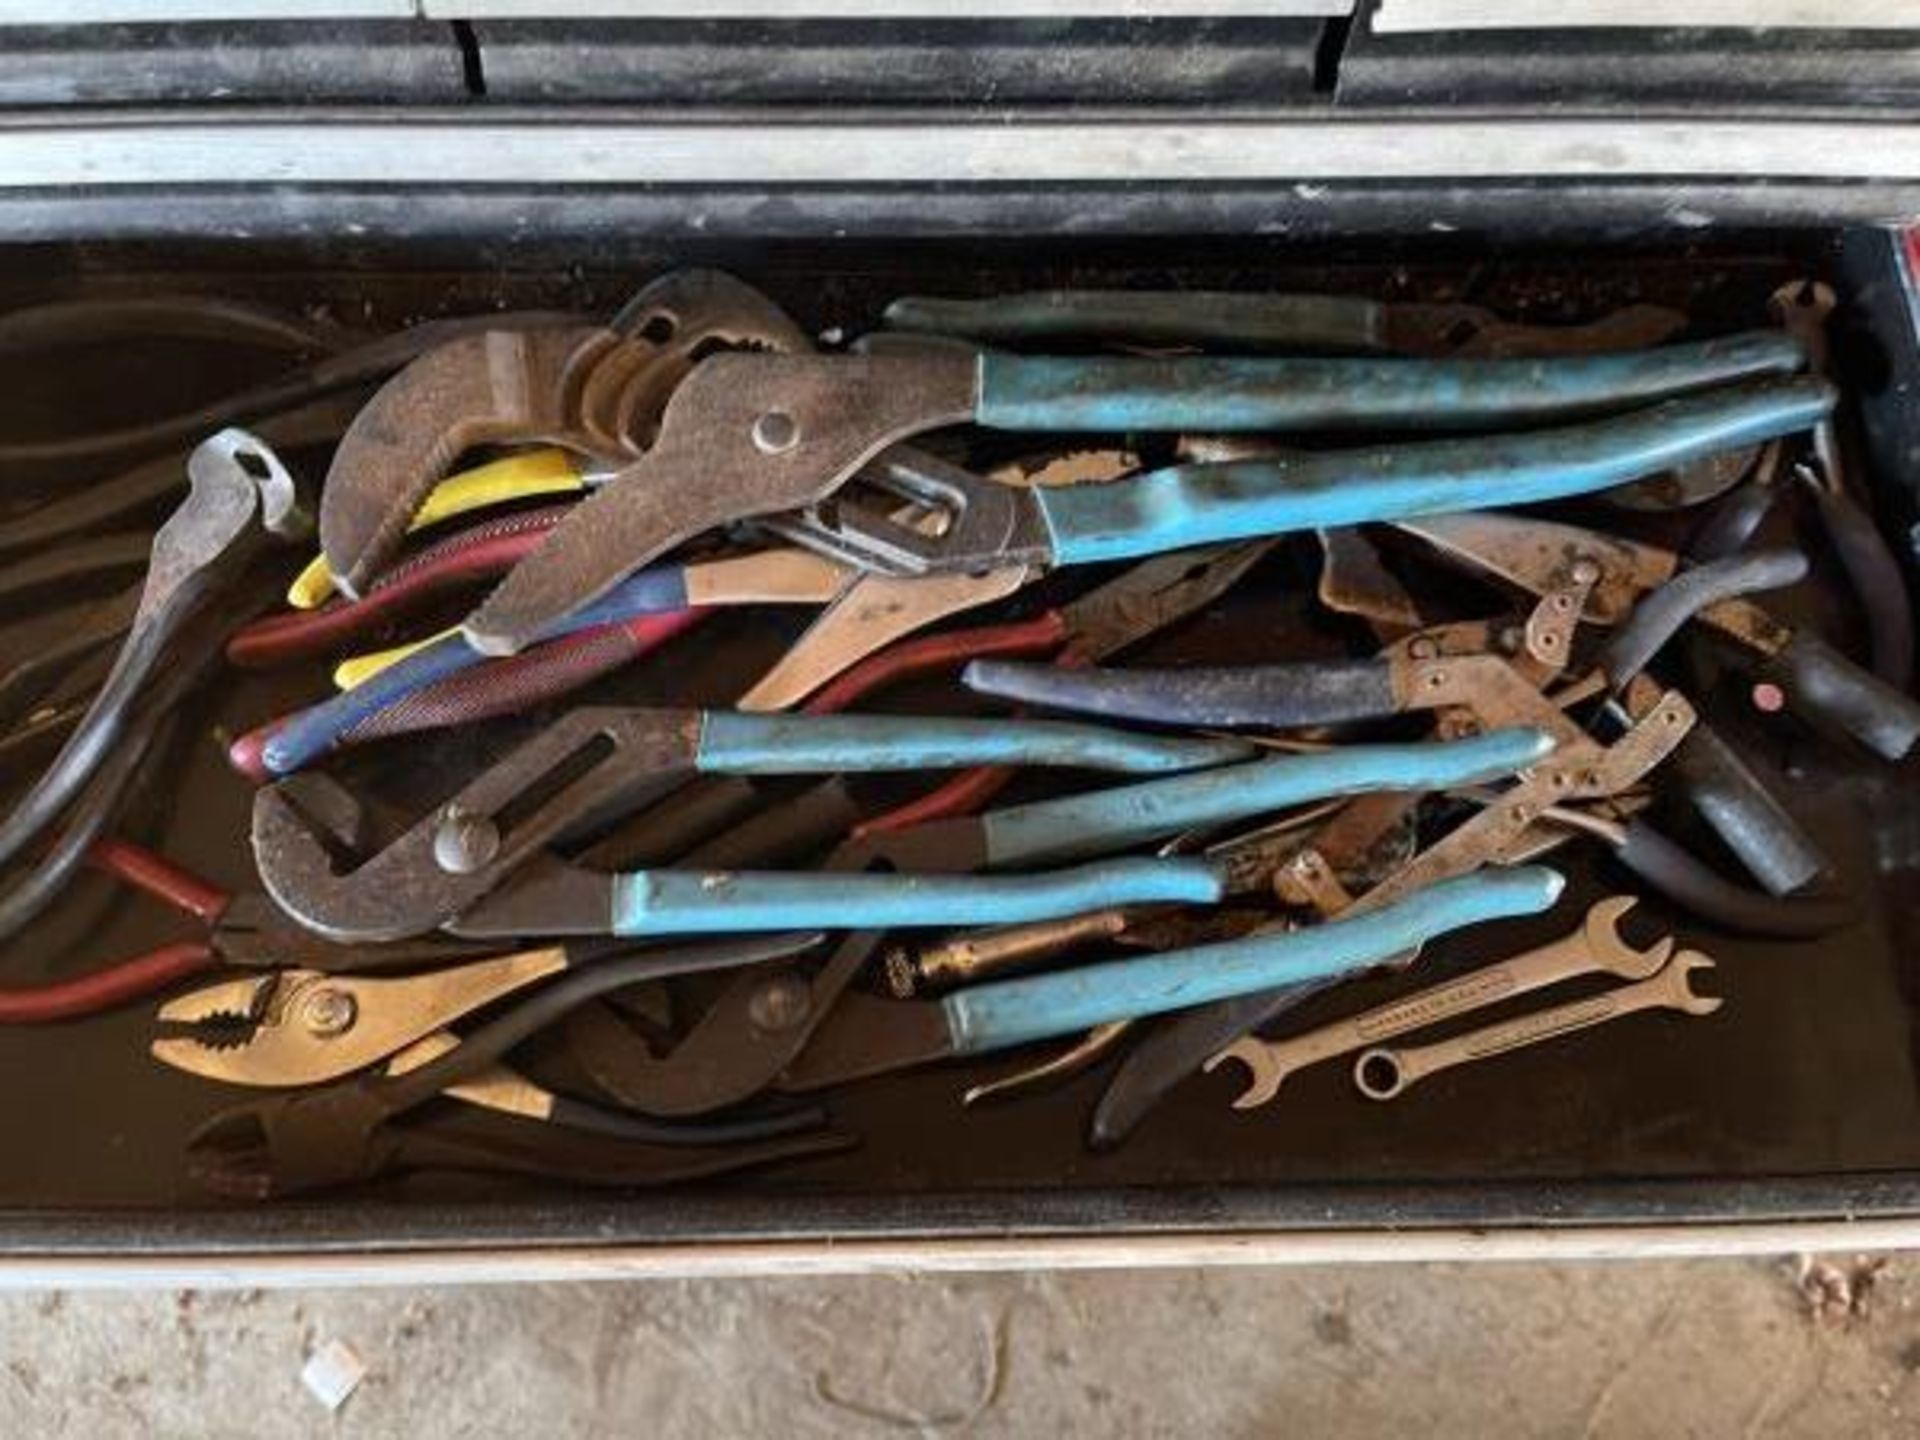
left=2, top=1255, right=1918, bottom=1436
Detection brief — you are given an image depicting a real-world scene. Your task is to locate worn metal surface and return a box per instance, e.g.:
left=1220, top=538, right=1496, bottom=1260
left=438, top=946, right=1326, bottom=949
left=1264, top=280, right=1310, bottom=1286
left=1354, top=951, right=1724, bottom=1101
left=463, top=351, right=978, bottom=654
left=320, top=268, right=809, bottom=597
left=1209, top=895, right=1673, bottom=1109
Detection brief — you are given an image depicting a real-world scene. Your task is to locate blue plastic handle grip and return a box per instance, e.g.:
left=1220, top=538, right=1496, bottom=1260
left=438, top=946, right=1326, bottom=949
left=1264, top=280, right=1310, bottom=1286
left=609, top=857, right=1224, bottom=936
left=980, top=727, right=1556, bottom=867
left=942, top=866, right=1566, bottom=1054
left=975, top=331, right=1803, bottom=432
left=1032, top=377, right=1834, bottom=568
left=696, top=710, right=1252, bottom=776
left=261, top=563, right=694, bottom=775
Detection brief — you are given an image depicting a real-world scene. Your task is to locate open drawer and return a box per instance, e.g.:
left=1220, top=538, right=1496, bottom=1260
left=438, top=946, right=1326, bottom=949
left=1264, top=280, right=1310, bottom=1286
left=1, top=10, right=1920, bottom=1281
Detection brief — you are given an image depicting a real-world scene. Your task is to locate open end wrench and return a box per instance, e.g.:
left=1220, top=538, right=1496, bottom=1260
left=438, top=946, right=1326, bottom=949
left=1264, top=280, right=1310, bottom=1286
left=1205, top=896, right=1671, bottom=1109
left=1352, top=950, right=1722, bottom=1100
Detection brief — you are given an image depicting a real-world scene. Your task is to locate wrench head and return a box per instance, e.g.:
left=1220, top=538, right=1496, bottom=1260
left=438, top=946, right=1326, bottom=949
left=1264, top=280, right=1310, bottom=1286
left=1663, top=950, right=1726, bottom=1015
left=1581, top=895, right=1673, bottom=980
left=1203, top=1035, right=1287, bottom=1110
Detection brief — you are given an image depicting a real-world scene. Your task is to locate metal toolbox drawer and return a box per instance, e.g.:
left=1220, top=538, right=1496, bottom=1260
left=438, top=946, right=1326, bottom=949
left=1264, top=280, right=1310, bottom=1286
left=0, top=10, right=1918, bottom=1281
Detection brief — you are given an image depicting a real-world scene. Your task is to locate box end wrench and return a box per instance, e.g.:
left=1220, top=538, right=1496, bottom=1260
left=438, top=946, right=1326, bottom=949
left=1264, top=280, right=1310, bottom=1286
left=1205, top=895, right=1670, bottom=1110
left=1352, top=950, right=1723, bottom=1100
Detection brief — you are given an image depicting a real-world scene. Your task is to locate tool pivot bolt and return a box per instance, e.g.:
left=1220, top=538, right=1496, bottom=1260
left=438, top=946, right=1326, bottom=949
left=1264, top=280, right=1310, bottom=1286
left=433, top=806, right=501, bottom=874
left=300, top=987, right=357, bottom=1038
left=751, top=410, right=800, bottom=454
left=748, top=974, right=811, bottom=1031
left=1570, top=559, right=1601, bottom=585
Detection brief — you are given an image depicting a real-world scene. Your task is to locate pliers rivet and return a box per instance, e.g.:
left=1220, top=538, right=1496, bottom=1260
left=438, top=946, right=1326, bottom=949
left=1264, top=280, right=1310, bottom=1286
left=433, top=806, right=500, bottom=875
left=747, top=974, right=812, bottom=1032
left=298, top=988, right=357, bottom=1038
left=751, top=411, right=800, bottom=455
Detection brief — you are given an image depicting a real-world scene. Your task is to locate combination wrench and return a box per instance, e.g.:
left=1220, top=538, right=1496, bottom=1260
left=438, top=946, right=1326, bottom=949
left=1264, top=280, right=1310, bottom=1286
left=1353, top=950, right=1723, bottom=1100
left=1206, top=896, right=1671, bottom=1109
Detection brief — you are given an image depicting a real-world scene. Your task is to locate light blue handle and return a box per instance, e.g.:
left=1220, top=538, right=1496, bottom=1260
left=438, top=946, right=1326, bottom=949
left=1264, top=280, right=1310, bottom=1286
left=981, top=727, right=1555, bottom=867
left=610, top=857, right=1223, bottom=935
left=697, top=710, right=1253, bottom=775
left=943, top=866, right=1566, bottom=1054
left=976, top=331, right=1803, bottom=432
left=261, top=561, right=696, bottom=776
left=1033, top=377, right=1834, bottom=567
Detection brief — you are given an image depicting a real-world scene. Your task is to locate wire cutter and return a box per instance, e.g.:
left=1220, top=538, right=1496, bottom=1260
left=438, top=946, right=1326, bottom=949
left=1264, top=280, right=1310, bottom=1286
left=418, top=333, right=1816, bottom=652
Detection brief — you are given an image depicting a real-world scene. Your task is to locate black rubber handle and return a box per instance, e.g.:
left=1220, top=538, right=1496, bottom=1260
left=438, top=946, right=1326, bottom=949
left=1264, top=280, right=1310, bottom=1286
left=1599, top=548, right=1807, bottom=690
left=1612, top=821, right=1855, bottom=938
left=1764, top=631, right=1920, bottom=761
left=1689, top=472, right=1783, bottom=560
left=1812, top=484, right=1915, bottom=692
left=1088, top=979, right=1336, bottom=1150
left=679, top=778, right=861, bottom=870
left=964, top=657, right=1400, bottom=730
left=1668, top=724, right=1828, bottom=896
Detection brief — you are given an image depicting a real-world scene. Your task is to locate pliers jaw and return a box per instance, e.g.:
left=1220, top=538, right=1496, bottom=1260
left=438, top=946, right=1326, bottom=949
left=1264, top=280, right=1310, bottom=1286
left=151, top=971, right=352, bottom=1085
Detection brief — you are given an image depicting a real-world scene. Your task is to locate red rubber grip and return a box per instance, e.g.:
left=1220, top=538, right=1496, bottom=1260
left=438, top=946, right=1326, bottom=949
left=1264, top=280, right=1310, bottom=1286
left=801, top=612, right=1067, bottom=715
left=227, top=528, right=553, bottom=668
left=0, top=941, right=216, bottom=1023
left=86, top=839, right=231, bottom=923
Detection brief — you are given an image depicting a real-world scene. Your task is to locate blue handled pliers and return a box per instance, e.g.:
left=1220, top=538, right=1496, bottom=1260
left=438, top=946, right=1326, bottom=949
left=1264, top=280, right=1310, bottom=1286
left=317, top=329, right=1817, bottom=655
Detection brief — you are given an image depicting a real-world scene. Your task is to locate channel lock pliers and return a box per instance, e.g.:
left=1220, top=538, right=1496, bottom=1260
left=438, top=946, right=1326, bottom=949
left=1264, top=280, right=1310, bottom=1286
left=313, top=295, right=1809, bottom=656
left=317, top=267, right=814, bottom=599
left=556, top=729, right=1553, bottom=1118
left=250, top=707, right=1258, bottom=942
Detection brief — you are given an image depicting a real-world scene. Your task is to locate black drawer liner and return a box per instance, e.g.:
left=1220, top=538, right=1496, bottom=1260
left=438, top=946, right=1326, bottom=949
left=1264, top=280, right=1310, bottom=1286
left=0, top=229, right=1915, bottom=1245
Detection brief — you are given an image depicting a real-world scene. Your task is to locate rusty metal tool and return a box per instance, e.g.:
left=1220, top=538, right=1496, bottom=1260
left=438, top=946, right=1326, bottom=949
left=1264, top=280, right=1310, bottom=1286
left=1205, top=895, right=1670, bottom=1108
left=969, top=632, right=1825, bottom=933
left=445, top=336, right=1816, bottom=652
left=673, top=372, right=1828, bottom=587
left=0, top=429, right=308, bottom=876
left=880, top=290, right=1686, bottom=357
left=1396, top=507, right=1920, bottom=761
left=151, top=934, right=815, bottom=1087
left=175, top=934, right=848, bottom=1200
left=1352, top=950, right=1723, bottom=1100
left=319, top=269, right=811, bottom=599
left=742, top=538, right=1269, bottom=715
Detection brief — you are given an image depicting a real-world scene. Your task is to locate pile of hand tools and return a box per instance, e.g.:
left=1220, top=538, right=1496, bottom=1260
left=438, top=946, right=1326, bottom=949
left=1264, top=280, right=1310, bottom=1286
left=1, top=266, right=1911, bottom=1198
